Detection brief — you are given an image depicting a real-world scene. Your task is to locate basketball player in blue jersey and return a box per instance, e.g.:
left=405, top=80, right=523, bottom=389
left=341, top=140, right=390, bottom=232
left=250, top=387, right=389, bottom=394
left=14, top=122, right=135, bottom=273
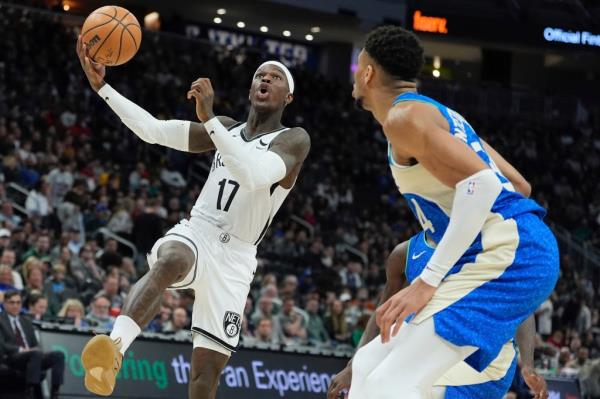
left=330, top=137, right=548, bottom=399
left=348, top=26, right=559, bottom=398
left=329, top=154, right=548, bottom=399
left=76, top=36, right=310, bottom=398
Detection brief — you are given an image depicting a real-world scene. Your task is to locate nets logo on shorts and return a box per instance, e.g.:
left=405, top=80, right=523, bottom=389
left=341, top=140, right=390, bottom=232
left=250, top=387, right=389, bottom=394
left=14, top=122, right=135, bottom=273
left=223, top=311, right=241, bottom=338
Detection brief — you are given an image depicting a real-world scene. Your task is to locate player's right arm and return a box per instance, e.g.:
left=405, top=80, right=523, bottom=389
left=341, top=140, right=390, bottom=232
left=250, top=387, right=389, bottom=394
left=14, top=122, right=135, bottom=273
left=327, top=242, right=408, bottom=399
left=482, top=140, right=531, bottom=197
left=76, top=35, right=233, bottom=154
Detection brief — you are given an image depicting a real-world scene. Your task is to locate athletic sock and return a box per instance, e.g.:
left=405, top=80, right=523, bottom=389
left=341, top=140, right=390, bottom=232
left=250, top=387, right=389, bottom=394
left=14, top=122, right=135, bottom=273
left=110, top=315, right=141, bottom=355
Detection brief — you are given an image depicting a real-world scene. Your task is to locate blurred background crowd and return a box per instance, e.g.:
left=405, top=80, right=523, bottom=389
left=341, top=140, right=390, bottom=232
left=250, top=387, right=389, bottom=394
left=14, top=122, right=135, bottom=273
left=1, top=3, right=600, bottom=398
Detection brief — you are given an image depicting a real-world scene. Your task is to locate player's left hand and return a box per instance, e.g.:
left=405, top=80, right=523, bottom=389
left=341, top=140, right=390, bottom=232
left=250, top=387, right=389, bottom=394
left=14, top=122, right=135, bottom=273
left=375, top=278, right=436, bottom=343
left=187, top=78, right=215, bottom=123
left=522, top=366, right=548, bottom=399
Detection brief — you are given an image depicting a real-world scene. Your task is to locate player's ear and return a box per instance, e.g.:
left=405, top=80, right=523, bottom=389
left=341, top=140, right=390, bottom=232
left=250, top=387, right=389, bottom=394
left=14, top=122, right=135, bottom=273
left=364, top=64, right=374, bottom=85
left=285, top=93, right=294, bottom=106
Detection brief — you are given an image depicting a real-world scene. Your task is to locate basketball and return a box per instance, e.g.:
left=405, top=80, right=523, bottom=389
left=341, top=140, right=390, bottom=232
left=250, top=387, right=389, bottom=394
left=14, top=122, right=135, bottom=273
left=81, top=6, right=141, bottom=66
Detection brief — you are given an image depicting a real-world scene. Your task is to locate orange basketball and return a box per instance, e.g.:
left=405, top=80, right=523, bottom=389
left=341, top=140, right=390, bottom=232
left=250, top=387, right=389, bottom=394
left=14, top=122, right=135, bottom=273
left=81, top=6, right=141, bottom=66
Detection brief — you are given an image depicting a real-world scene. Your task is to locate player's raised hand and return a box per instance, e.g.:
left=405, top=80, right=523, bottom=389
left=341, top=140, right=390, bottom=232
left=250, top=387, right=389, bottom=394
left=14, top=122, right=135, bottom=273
left=375, top=278, right=436, bottom=343
left=522, top=367, right=548, bottom=399
left=187, top=78, right=215, bottom=123
left=76, top=35, right=106, bottom=92
left=327, top=366, right=352, bottom=399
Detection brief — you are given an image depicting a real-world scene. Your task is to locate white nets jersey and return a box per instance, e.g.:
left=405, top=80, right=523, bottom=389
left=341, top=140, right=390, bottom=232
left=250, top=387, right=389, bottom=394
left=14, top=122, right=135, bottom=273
left=190, top=122, right=292, bottom=245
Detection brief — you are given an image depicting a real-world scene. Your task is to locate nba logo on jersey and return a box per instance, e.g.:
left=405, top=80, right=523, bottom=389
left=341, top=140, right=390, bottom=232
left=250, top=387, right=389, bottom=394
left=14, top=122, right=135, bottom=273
left=223, top=311, right=241, bottom=338
left=467, top=181, right=476, bottom=195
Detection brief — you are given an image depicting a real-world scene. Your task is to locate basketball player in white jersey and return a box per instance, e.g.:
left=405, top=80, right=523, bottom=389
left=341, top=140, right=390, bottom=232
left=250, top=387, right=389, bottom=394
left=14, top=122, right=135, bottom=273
left=76, top=36, right=310, bottom=398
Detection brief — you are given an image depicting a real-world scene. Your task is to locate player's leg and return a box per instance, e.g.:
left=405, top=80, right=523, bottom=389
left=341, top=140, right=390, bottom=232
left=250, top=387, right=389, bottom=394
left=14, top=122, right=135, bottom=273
left=361, top=318, right=476, bottom=399
left=187, top=230, right=256, bottom=398
left=188, top=338, right=231, bottom=398
left=348, top=322, right=409, bottom=399
left=82, top=228, right=198, bottom=396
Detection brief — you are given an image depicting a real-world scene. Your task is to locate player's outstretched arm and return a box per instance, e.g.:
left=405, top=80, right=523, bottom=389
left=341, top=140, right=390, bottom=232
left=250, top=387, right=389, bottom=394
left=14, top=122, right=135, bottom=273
left=327, top=242, right=408, bottom=399
left=188, top=78, right=310, bottom=191
left=76, top=35, right=230, bottom=154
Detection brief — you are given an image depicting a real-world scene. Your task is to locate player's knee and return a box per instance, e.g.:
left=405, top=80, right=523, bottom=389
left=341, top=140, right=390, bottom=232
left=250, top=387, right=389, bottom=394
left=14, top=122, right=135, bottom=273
left=189, top=372, right=218, bottom=396
left=154, top=245, right=194, bottom=281
left=364, top=371, right=417, bottom=397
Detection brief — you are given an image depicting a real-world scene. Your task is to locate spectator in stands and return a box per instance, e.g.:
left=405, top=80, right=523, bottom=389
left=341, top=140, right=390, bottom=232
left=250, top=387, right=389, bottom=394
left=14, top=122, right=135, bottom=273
left=27, top=293, right=48, bottom=322
left=147, top=303, right=172, bottom=333
left=162, top=307, right=190, bottom=340
left=57, top=298, right=89, bottom=328
left=0, top=291, right=64, bottom=399
left=305, top=298, right=330, bottom=345
left=86, top=295, right=114, bottom=330
left=44, top=263, right=76, bottom=315
left=0, top=201, right=21, bottom=227
left=96, top=274, right=124, bottom=311
left=47, top=157, right=73, bottom=206
left=251, top=296, right=283, bottom=341
left=70, top=244, right=103, bottom=285
left=247, top=318, right=278, bottom=345
left=579, top=352, right=600, bottom=398
left=21, top=234, right=51, bottom=263
left=25, top=178, right=52, bottom=219
left=98, top=238, right=122, bottom=270
left=325, top=299, right=351, bottom=345
left=1, top=248, right=23, bottom=289
left=278, top=297, right=307, bottom=346
left=0, top=228, right=11, bottom=253
left=280, top=275, right=300, bottom=302
left=0, top=264, right=16, bottom=292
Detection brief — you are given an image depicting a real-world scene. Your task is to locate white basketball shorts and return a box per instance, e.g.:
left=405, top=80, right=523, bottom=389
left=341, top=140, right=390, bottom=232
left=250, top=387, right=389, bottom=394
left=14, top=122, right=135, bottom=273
left=147, top=217, right=257, bottom=355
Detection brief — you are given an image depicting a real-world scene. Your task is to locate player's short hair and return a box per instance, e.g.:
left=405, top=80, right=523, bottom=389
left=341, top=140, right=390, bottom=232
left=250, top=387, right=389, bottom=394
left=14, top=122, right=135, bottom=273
left=364, top=26, right=424, bottom=82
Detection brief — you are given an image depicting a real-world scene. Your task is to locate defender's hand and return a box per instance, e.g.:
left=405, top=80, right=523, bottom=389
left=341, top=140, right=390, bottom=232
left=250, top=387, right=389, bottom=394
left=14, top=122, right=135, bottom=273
left=187, top=78, right=216, bottom=123
left=76, top=35, right=106, bottom=92
left=327, top=366, right=352, bottom=399
left=522, top=367, right=548, bottom=399
left=376, top=278, right=436, bottom=343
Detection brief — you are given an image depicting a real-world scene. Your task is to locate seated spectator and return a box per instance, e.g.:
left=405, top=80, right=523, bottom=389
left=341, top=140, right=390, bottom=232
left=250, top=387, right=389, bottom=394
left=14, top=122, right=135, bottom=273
left=251, top=296, right=284, bottom=342
left=57, top=298, right=91, bottom=328
left=162, top=307, right=190, bottom=340
left=546, top=330, right=564, bottom=349
left=325, top=299, right=351, bottom=345
left=147, top=303, right=172, bottom=333
left=44, top=263, right=77, bottom=315
left=25, top=179, right=52, bottom=219
left=98, top=238, right=122, bottom=270
left=0, top=264, right=16, bottom=292
left=96, top=274, right=124, bottom=311
left=21, top=234, right=51, bottom=263
left=278, top=297, right=307, bottom=346
left=0, top=201, right=21, bottom=227
left=246, top=318, right=279, bottom=345
left=1, top=248, right=23, bottom=289
left=27, top=292, right=48, bottom=322
left=305, top=298, right=330, bottom=345
left=0, top=228, right=11, bottom=253
left=0, top=291, right=64, bottom=399
left=86, top=295, right=114, bottom=330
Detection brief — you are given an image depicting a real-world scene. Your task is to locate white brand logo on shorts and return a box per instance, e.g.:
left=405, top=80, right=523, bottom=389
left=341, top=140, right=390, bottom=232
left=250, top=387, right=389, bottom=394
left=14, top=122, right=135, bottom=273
left=223, top=311, right=241, bottom=338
